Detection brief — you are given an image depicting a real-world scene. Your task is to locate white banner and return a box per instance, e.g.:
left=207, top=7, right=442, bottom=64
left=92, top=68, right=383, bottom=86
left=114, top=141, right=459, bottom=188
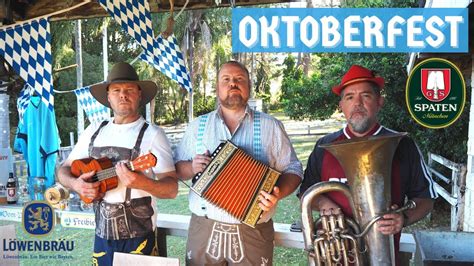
left=0, top=206, right=22, bottom=222
left=60, top=211, right=95, bottom=229
left=0, top=148, right=13, bottom=187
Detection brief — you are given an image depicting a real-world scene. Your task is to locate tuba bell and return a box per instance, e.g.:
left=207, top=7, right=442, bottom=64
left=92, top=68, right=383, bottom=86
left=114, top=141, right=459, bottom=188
left=301, top=133, right=415, bottom=266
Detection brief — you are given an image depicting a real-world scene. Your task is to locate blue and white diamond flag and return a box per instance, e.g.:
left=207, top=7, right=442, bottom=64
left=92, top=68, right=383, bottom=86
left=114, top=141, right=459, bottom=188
left=99, top=0, right=155, bottom=56
left=17, top=84, right=34, bottom=124
left=140, top=34, right=193, bottom=92
left=74, top=86, right=110, bottom=126
left=99, top=0, right=192, bottom=92
left=0, top=18, right=54, bottom=110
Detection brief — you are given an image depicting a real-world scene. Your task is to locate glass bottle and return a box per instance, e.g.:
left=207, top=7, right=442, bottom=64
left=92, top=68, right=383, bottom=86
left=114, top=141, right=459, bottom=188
left=7, top=173, right=17, bottom=204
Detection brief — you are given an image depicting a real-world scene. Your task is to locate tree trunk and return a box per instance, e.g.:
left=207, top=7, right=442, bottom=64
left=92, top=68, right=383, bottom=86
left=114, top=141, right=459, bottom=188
left=301, top=0, right=313, bottom=77
left=185, top=10, right=203, bottom=121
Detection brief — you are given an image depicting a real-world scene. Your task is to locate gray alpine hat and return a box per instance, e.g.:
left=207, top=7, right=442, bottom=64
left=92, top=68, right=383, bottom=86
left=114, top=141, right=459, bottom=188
left=90, top=62, right=158, bottom=107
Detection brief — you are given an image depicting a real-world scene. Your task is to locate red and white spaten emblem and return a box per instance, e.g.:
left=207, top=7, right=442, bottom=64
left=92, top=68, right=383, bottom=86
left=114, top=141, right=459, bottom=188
left=421, top=68, right=451, bottom=102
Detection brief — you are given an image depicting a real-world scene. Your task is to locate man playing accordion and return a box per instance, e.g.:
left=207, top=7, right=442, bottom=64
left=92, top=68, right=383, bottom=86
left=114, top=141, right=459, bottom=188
left=175, top=61, right=303, bottom=265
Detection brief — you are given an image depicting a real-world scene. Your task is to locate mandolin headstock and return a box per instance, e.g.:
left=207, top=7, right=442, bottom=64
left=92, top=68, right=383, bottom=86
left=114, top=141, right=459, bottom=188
left=130, top=153, right=157, bottom=171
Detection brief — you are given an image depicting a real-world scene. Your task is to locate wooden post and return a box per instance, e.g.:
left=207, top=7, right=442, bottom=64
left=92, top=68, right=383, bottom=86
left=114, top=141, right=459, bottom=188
left=102, top=19, right=111, bottom=121
left=157, top=227, right=168, bottom=257
left=69, top=132, right=75, bottom=147
left=188, top=31, right=194, bottom=123
left=75, top=20, right=84, bottom=135
left=102, top=19, right=108, bottom=82
left=451, top=162, right=461, bottom=231
left=456, top=165, right=467, bottom=231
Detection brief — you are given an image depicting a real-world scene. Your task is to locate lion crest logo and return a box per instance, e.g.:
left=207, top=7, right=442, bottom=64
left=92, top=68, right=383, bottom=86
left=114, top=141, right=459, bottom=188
left=23, top=202, right=54, bottom=236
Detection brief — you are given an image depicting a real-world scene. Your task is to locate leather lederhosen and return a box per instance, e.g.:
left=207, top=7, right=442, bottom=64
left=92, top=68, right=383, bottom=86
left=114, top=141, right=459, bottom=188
left=89, top=120, right=154, bottom=240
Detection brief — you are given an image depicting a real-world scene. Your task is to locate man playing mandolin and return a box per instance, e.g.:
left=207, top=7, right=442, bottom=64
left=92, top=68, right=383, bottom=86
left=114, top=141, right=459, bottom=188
left=58, top=62, right=178, bottom=265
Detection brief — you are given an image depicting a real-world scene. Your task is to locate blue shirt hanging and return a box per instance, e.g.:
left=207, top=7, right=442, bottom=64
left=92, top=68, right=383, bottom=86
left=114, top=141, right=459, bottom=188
left=14, top=95, right=60, bottom=199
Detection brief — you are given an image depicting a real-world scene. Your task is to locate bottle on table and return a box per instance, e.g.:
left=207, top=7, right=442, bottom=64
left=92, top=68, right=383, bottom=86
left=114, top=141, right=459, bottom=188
left=7, top=172, right=17, bottom=204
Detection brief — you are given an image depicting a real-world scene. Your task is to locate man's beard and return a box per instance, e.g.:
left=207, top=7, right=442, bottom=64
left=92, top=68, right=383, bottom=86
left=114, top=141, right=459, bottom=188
left=220, top=94, right=247, bottom=109
left=348, top=116, right=372, bottom=133
left=348, top=108, right=375, bottom=134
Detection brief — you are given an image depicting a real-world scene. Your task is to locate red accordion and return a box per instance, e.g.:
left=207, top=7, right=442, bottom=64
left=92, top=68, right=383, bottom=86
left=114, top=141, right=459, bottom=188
left=191, top=141, right=280, bottom=227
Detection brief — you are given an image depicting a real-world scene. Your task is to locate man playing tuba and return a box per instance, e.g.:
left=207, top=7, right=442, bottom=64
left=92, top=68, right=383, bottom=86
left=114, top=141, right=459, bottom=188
left=299, top=65, right=437, bottom=265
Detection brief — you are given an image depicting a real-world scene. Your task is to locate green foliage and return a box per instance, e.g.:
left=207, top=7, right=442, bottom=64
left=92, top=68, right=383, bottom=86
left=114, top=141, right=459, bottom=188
left=194, top=92, right=216, bottom=117
left=213, top=39, right=232, bottom=68
left=152, top=71, right=187, bottom=125
left=254, top=55, right=279, bottom=111
left=342, top=0, right=418, bottom=8
left=280, top=54, right=338, bottom=120
left=52, top=32, right=107, bottom=143
left=280, top=55, right=302, bottom=107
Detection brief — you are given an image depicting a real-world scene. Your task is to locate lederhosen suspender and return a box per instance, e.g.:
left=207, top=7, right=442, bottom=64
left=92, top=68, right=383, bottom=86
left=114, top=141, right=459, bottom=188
left=252, top=111, right=262, bottom=161
left=196, top=114, right=209, bottom=155
left=196, top=111, right=262, bottom=160
left=126, top=122, right=149, bottom=201
left=89, top=120, right=109, bottom=156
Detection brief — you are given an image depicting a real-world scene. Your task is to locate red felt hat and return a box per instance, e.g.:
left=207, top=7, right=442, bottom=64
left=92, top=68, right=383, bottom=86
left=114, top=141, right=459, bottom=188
left=332, top=65, right=385, bottom=96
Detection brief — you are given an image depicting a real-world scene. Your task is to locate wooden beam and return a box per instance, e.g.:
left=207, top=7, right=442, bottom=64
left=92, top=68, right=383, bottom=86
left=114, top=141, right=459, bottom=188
left=0, top=0, right=13, bottom=24
left=13, top=0, right=293, bottom=22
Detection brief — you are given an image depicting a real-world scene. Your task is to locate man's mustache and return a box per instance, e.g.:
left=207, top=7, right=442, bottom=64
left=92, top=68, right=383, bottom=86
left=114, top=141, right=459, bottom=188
left=350, top=107, right=367, bottom=116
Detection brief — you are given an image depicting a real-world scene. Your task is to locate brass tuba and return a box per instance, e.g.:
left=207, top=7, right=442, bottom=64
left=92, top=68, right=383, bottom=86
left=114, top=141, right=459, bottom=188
left=301, top=133, right=415, bottom=266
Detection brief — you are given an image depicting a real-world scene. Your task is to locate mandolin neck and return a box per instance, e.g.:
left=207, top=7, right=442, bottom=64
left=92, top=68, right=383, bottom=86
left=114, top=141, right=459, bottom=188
left=95, top=161, right=133, bottom=181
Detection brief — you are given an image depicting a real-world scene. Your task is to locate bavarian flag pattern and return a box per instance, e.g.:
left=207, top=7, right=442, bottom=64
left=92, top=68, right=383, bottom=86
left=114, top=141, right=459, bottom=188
left=74, top=86, right=110, bottom=126
left=0, top=18, right=54, bottom=110
left=99, top=0, right=192, bottom=93
left=140, top=34, right=193, bottom=93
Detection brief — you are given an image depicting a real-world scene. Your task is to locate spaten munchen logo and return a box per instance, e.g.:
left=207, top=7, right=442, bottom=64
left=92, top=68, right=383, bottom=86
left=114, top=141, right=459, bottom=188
left=22, top=201, right=54, bottom=236
left=406, top=58, right=465, bottom=129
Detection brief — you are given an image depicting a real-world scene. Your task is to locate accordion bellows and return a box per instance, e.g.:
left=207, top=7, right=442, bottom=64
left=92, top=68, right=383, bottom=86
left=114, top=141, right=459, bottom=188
left=191, top=141, right=280, bottom=227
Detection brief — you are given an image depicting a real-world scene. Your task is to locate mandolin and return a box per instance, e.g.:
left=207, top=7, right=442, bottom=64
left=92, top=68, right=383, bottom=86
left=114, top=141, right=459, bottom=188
left=70, top=153, right=157, bottom=204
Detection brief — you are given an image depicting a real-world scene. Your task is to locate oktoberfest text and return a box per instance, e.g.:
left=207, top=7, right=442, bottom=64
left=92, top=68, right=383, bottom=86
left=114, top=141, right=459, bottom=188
left=231, top=8, right=468, bottom=53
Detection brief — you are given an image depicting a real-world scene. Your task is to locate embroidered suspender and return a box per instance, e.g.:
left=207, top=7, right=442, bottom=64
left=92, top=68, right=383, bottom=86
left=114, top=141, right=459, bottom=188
left=195, top=111, right=262, bottom=159
left=253, top=111, right=262, bottom=161
left=196, top=114, right=209, bottom=154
